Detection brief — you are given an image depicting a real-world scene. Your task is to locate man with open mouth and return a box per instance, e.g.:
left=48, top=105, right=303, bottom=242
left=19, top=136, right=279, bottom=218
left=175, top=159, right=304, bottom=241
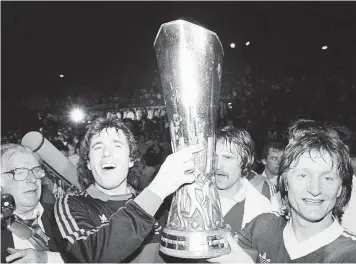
left=53, top=115, right=199, bottom=263
left=215, top=126, right=273, bottom=234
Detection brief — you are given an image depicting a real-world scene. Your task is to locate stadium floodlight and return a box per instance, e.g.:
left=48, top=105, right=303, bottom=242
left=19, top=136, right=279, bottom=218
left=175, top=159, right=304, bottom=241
left=230, top=43, right=236, bottom=48
left=70, top=108, right=85, bottom=123
left=246, top=41, right=250, bottom=46
left=322, top=46, right=328, bottom=50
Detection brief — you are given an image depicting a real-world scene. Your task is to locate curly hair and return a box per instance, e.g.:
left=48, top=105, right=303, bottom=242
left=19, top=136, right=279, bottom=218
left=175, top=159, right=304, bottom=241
left=216, top=126, right=255, bottom=177
left=278, top=121, right=353, bottom=222
left=77, top=116, right=142, bottom=190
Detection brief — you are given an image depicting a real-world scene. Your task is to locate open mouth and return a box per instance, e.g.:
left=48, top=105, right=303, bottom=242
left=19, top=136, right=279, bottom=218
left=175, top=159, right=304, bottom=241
left=25, top=189, right=37, bottom=194
left=101, top=163, right=117, bottom=170
left=216, top=174, right=227, bottom=180
left=303, top=198, right=323, bottom=205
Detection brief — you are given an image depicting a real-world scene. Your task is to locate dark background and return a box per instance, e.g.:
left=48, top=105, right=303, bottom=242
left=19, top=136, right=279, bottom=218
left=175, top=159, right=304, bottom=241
left=2, top=1, right=355, bottom=99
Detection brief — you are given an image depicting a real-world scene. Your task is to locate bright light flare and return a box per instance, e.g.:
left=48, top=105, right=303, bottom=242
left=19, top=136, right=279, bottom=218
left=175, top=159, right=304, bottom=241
left=322, top=46, right=328, bottom=50
left=59, top=74, right=64, bottom=78
left=70, top=108, right=85, bottom=122
left=230, top=43, right=235, bottom=48
left=246, top=41, right=250, bottom=46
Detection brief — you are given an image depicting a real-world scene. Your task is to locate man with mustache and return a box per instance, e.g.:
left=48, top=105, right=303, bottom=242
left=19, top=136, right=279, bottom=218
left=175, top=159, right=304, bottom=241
left=215, top=126, right=273, bottom=233
left=53, top=116, right=199, bottom=263
left=1, top=144, right=63, bottom=263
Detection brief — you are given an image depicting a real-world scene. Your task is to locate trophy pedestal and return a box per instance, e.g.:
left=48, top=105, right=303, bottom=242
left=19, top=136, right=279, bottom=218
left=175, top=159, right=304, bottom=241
left=160, top=226, right=231, bottom=259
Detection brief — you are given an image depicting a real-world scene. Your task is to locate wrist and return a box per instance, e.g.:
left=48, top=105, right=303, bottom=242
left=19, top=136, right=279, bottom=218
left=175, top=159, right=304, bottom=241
left=147, top=180, right=168, bottom=200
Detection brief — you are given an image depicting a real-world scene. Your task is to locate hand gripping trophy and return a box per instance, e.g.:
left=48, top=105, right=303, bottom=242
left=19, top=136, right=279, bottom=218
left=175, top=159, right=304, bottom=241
left=154, top=20, right=231, bottom=259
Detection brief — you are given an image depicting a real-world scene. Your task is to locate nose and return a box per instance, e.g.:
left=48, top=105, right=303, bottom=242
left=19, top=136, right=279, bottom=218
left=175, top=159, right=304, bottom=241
left=215, top=155, right=221, bottom=170
left=26, top=170, right=37, bottom=183
left=307, top=176, right=322, bottom=196
left=102, top=146, right=112, bottom=157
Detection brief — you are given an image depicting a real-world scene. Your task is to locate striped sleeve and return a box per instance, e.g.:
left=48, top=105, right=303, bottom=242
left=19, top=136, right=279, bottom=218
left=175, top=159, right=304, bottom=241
left=53, top=194, right=156, bottom=263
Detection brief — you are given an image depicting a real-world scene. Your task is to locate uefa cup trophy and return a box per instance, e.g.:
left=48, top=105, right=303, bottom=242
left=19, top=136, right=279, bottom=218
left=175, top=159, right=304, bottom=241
left=154, top=20, right=230, bottom=259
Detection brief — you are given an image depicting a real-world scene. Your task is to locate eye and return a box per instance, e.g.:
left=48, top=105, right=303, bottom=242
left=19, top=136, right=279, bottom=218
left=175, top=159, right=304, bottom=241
left=93, top=145, right=102, bottom=151
left=298, top=173, right=307, bottom=178
left=115, top=144, right=122, bottom=148
left=324, top=176, right=334, bottom=181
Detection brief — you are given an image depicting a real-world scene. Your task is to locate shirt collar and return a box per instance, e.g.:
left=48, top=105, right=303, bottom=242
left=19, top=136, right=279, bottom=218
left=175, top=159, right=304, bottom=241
left=232, top=178, right=248, bottom=203
left=14, top=202, right=44, bottom=220
left=283, top=216, right=343, bottom=260
left=261, top=170, right=267, bottom=177
left=86, top=184, right=135, bottom=201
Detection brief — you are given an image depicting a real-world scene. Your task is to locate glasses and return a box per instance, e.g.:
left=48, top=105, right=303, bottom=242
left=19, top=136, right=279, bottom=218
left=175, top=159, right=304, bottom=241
left=2, top=166, right=46, bottom=182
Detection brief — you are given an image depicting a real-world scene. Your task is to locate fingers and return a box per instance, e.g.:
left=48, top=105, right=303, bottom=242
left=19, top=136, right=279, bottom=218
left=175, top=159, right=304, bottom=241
left=7, top=248, right=19, bottom=254
left=6, top=249, right=26, bottom=263
left=174, top=144, right=204, bottom=161
left=183, top=160, right=195, bottom=172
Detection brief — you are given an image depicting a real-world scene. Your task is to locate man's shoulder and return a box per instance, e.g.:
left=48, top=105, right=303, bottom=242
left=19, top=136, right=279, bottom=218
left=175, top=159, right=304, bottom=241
left=249, top=174, right=268, bottom=192
left=248, top=211, right=289, bottom=231
left=321, top=229, right=356, bottom=262
left=340, top=228, right=356, bottom=243
left=55, top=192, right=92, bottom=209
left=245, top=180, right=272, bottom=206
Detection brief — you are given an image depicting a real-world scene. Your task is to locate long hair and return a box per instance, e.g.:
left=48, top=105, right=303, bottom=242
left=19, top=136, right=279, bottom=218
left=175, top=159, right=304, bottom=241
left=216, top=126, right=254, bottom=177
left=278, top=122, right=353, bottom=222
left=77, top=116, right=142, bottom=190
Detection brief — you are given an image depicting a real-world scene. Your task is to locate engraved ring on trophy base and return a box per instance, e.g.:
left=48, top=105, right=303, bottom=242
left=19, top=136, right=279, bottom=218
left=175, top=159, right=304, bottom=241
left=159, top=226, right=231, bottom=259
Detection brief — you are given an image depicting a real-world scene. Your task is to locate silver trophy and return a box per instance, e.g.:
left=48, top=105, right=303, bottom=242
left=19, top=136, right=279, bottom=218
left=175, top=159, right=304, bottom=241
left=154, top=20, right=230, bottom=259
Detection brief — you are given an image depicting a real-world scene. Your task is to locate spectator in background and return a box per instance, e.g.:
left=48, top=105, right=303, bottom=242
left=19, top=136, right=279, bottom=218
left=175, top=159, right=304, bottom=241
left=52, top=140, right=69, bottom=157
left=143, top=132, right=164, bottom=170
left=249, top=141, right=285, bottom=201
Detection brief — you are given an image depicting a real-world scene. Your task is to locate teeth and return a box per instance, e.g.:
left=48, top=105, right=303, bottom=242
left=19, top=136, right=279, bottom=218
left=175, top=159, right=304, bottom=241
left=304, top=199, right=322, bottom=204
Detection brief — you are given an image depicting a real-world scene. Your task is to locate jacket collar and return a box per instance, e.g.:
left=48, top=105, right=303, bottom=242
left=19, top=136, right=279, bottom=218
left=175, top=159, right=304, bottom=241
left=86, top=185, right=135, bottom=201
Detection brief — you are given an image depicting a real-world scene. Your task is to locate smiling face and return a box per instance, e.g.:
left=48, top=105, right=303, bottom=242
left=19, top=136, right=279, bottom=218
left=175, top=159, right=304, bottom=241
left=286, top=150, right=342, bottom=225
left=87, top=128, right=133, bottom=193
left=1, top=151, right=42, bottom=214
left=215, top=139, right=243, bottom=191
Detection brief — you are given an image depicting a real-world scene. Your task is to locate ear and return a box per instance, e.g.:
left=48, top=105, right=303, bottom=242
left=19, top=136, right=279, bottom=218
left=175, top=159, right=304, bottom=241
left=262, top=159, right=267, bottom=165
left=284, top=176, right=288, bottom=192
left=87, top=161, right=92, bottom=171
left=129, top=160, right=134, bottom=168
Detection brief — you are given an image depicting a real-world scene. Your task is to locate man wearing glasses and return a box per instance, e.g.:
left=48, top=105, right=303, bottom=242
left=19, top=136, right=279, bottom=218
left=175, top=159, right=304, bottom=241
left=1, top=144, right=63, bottom=263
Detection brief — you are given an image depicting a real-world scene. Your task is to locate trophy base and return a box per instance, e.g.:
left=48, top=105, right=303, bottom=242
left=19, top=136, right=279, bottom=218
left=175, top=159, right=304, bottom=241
left=159, top=226, right=231, bottom=259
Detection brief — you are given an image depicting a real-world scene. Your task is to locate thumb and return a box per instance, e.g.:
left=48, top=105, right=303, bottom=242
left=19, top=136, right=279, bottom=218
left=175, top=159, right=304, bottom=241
left=7, top=248, right=20, bottom=254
